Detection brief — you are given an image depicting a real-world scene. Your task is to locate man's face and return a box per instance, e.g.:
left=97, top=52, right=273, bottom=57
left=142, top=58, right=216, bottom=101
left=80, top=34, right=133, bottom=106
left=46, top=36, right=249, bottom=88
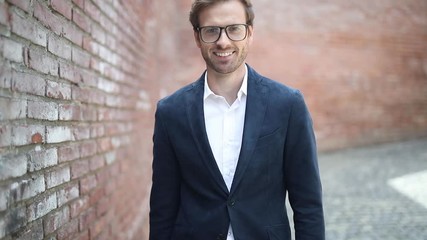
left=194, top=0, right=253, bottom=75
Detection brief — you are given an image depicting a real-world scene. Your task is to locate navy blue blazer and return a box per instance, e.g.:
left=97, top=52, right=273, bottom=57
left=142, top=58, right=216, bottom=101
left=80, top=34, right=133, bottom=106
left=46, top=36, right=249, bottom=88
left=150, top=65, right=325, bottom=240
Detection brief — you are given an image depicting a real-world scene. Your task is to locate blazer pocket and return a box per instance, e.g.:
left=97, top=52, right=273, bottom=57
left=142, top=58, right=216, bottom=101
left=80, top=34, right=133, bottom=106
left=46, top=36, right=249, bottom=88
left=266, top=224, right=291, bottom=240
left=256, top=127, right=283, bottom=149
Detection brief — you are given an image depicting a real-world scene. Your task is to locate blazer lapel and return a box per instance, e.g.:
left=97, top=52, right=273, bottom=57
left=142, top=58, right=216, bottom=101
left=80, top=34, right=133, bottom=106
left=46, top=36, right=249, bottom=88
left=186, top=74, right=229, bottom=195
left=230, top=67, right=269, bottom=195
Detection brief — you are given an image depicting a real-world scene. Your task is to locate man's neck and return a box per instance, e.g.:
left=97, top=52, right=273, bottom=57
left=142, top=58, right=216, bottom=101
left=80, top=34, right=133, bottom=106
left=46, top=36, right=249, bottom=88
left=206, top=65, right=246, bottom=105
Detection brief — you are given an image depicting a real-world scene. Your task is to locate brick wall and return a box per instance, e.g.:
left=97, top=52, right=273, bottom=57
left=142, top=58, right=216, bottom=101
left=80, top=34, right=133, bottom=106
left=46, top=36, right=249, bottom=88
left=0, top=0, right=172, bottom=239
left=1, top=0, right=427, bottom=240
left=169, top=0, right=427, bottom=151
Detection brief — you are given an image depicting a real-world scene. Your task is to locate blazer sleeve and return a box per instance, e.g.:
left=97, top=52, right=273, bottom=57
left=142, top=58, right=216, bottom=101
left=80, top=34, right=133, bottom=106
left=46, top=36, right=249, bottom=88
left=149, top=102, right=181, bottom=240
left=284, top=91, right=325, bottom=240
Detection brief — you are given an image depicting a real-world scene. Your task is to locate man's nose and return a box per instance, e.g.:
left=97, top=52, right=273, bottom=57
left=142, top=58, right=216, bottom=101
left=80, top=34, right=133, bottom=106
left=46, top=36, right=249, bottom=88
left=216, top=29, right=231, bottom=46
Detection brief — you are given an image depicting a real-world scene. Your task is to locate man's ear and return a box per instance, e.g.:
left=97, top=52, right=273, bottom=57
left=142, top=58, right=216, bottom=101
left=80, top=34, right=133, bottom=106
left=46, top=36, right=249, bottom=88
left=247, top=25, right=254, bottom=45
left=194, top=30, right=201, bottom=48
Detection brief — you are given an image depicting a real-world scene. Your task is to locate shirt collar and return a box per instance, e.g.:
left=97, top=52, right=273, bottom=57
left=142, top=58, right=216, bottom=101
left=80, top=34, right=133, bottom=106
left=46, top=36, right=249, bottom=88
left=203, top=65, right=248, bottom=101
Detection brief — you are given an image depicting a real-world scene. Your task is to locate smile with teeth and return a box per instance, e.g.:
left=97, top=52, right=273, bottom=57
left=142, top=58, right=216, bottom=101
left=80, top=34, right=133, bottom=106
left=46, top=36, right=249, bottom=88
left=215, top=52, right=233, bottom=57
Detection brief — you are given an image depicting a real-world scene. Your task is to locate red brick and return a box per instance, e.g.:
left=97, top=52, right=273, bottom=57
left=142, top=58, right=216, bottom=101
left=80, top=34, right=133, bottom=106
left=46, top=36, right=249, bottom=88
left=72, top=8, right=90, bottom=32
left=13, top=219, right=44, bottom=240
left=71, top=160, right=89, bottom=179
left=71, top=230, right=90, bottom=240
left=82, top=36, right=99, bottom=55
left=9, top=175, right=45, bottom=202
left=58, top=144, right=80, bottom=163
left=79, top=208, right=96, bottom=231
left=45, top=166, right=71, bottom=189
left=33, top=0, right=63, bottom=35
left=97, top=138, right=112, bottom=153
left=44, top=206, right=70, bottom=234
left=59, top=61, right=82, bottom=83
left=12, top=71, right=46, bottom=97
left=71, top=85, right=90, bottom=103
left=1, top=206, right=26, bottom=237
left=104, top=178, right=115, bottom=195
left=2, top=38, right=24, bottom=62
left=51, top=0, right=72, bottom=20
left=80, top=70, right=98, bottom=88
left=0, top=1, right=9, bottom=26
left=27, top=100, right=59, bottom=121
left=98, top=77, right=119, bottom=93
left=27, top=192, right=57, bottom=221
left=90, top=124, right=105, bottom=138
left=8, top=0, right=30, bottom=13
left=79, top=174, right=96, bottom=194
left=89, top=155, right=105, bottom=171
left=80, top=140, right=97, bottom=158
left=95, top=168, right=109, bottom=185
left=89, top=187, right=104, bottom=205
left=28, top=147, right=58, bottom=172
left=84, top=1, right=101, bottom=23
left=89, top=214, right=107, bottom=239
left=0, top=125, right=12, bottom=147
left=91, top=26, right=106, bottom=45
left=81, top=105, right=99, bottom=121
left=72, top=0, right=85, bottom=10
left=57, top=218, right=79, bottom=240
left=72, top=46, right=91, bottom=68
left=46, top=126, right=73, bottom=143
left=0, top=97, right=27, bottom=120
left=59, top=103, right=82, bottom=121
left=0, top=62, right=12, bottom=89
left=47, top=80, right=72, bottom=100
left=96, top=197, right=109, bottom=216
left=28, top=49, right=59, bottom=76
left=48, top=34, right=72, bottom=60
left=0, top=153, right=27, bottom=181
left=10, top=11, right=47, bottom=47
left=12, top=124, right=45, bottom=146
left=70, top=196, right=89, bottom=218
left=72, top=125, right=91, bottom=141
left=57, top=183, right=79, bottom=207
left=63, top=21, right=84, bottom=46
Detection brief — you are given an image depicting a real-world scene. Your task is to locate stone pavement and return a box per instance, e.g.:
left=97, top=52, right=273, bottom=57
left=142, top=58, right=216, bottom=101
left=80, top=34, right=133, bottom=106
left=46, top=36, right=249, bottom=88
left=287, top=137, right=427, bottom=240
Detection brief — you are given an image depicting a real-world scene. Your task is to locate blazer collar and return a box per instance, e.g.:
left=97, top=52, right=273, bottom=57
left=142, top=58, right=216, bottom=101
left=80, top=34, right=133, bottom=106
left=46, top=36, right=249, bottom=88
left=186, top=65, right=269, bottom=195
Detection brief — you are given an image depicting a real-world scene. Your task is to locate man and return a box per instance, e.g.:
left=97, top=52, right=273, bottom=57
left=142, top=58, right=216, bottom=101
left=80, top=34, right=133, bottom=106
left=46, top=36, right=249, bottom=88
left=149, top=0, right=325, bottom=239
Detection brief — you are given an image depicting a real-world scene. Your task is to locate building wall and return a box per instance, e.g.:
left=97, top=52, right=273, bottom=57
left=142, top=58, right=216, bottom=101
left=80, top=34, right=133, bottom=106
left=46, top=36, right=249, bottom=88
left=0, top=0, right=170, bottom=239
left=1, top=0, right=427, bottom=240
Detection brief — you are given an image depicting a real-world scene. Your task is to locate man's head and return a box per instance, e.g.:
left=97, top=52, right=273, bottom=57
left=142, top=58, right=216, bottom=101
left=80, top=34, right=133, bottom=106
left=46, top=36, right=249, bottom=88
left=189, top=0, right=254, bottom=30
left=190, top=0, right=255, bottom=75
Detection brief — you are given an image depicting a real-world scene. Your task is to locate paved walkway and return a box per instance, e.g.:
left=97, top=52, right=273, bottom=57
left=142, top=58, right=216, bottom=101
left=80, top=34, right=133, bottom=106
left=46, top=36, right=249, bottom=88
left=317, top=138, right=427, bottom=240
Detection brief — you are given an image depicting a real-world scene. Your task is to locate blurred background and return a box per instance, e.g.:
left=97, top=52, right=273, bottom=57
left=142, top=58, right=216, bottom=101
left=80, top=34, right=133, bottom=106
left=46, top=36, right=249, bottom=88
left=0, top=0, right=426, bottom=239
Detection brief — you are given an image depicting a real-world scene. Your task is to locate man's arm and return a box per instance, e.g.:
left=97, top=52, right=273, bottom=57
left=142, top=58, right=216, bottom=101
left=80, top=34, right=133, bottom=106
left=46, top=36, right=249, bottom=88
left=149, top=103, right=181, bottom=240
left=284, top=91, right=325, bottom=240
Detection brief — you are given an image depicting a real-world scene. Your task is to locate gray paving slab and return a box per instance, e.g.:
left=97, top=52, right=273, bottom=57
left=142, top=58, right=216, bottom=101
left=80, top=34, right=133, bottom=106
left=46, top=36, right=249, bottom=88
left=318, top=138, right=427, bottom=240
left=285, top=138, right=427, bottom=239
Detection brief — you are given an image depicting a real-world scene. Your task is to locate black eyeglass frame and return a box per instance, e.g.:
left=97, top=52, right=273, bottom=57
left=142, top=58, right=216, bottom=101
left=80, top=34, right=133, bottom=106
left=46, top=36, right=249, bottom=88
left=196, top=24, right=250, bottom=43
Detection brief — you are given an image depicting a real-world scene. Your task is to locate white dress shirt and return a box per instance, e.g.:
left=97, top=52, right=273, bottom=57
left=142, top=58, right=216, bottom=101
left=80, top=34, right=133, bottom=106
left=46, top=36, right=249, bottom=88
left=203, top=66, right=248, bottom=240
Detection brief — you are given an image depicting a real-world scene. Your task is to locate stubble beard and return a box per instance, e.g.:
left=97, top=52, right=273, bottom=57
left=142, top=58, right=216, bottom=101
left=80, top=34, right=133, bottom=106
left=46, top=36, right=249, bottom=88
left=203, top=43, right=249, bottom=75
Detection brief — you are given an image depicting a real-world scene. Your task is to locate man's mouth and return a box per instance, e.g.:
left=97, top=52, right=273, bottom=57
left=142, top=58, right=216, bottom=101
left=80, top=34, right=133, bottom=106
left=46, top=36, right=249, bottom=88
left=214, top=52, right=233, bottom=57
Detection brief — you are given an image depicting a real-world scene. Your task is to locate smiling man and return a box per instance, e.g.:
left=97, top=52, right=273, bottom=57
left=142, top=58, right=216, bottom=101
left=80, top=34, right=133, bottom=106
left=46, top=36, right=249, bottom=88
left=149, top=1, right=325, bottom=240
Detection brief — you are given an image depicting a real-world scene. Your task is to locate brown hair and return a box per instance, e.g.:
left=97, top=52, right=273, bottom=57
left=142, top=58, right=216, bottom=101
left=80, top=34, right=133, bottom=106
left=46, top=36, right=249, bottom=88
left=189, top=0, right=254, bottom=30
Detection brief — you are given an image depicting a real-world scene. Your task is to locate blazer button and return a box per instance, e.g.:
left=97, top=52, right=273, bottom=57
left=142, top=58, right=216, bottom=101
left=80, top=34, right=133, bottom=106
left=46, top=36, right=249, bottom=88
left=228, top=199, right=236, bottom=206
left=217, top=234, right=226, bottom=240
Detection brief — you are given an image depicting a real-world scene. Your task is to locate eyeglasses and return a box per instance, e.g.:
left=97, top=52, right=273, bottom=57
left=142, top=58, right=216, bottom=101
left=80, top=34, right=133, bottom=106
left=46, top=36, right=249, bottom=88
left=197, top=24, right=249, bottom=43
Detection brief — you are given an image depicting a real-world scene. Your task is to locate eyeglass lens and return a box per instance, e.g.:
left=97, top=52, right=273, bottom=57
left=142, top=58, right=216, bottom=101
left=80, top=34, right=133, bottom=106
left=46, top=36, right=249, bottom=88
left=200, top=24, right=247, bottom=43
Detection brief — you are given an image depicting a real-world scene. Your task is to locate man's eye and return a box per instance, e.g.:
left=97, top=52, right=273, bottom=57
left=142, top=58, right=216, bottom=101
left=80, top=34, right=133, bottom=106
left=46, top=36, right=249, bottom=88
left=205, top=28, right=218, bottom=34
left=228, top=26, right=242, bottom=33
